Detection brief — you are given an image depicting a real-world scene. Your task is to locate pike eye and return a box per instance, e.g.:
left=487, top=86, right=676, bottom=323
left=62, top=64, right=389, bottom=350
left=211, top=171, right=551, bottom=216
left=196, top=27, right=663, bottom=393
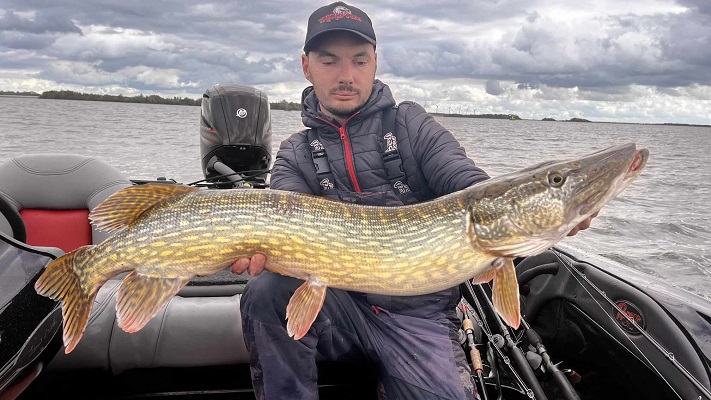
left=548, top=172, right=566, bottom=187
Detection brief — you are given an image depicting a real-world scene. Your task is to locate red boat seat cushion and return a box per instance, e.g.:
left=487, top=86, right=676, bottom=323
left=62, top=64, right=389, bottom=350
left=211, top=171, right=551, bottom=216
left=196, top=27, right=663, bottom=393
left=20, top=209, right=92, bottom=253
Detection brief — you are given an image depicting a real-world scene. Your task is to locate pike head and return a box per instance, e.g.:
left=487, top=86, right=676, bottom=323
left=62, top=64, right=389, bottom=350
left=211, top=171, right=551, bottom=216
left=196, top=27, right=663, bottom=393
left=466, top=142, right=648, bottom=258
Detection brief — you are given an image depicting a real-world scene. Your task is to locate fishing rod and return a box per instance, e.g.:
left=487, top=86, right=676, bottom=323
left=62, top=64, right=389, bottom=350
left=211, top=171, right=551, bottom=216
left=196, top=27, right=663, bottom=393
left=551, top=248, right=711, bottom=400
left=460, top=302, right=489, bottom=400
left=459, top=298, right=510, bottom=400
left=465, top=279, right=585, bottom=400
left=487, top=341, right=504, bottom=400
left=466, top=281, right=549, bottom=400
left=463, top=281, right=538, bottom=399
left=518, top=318, right=581, bottom=400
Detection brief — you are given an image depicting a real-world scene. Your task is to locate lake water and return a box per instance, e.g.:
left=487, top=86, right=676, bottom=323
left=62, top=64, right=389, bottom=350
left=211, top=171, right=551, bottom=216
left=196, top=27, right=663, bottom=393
left=1, top=96, right=709, bottom=299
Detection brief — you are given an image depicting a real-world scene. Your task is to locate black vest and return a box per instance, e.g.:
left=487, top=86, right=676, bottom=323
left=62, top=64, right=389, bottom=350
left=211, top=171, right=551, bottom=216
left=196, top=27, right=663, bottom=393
left=306, top=106, right=418, bottom=206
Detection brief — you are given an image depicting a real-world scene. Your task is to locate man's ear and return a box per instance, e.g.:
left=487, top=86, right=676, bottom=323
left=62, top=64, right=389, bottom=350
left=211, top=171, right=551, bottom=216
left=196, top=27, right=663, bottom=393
left=374, top=51, right=377, bottom=75
left=302, top=54, right=312, bottom=82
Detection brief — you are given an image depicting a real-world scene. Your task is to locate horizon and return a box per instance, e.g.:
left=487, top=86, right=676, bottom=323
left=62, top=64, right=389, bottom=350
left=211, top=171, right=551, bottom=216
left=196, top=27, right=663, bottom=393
left=4, top=90, right=709, bottom=127
left=1, top=0, right=709, bottom=126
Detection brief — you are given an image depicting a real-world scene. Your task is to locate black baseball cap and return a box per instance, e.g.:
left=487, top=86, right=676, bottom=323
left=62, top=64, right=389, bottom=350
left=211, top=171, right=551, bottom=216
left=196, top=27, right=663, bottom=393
left=304, top=2, right=376, bottom=54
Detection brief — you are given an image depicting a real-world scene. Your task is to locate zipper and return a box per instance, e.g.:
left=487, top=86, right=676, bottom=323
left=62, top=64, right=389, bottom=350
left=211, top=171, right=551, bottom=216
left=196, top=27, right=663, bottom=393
left=315, top=112, right=362, bottom=192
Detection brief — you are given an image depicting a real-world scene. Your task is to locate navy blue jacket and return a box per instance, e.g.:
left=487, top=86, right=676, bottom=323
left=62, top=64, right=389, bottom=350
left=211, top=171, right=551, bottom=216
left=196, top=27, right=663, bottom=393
left=270, top=80, right=489, bottom=203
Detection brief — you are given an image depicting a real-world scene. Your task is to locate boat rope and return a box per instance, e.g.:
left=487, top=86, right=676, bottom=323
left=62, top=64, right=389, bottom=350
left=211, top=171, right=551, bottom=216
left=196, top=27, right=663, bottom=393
left=551, top=248, right=711, bottom=400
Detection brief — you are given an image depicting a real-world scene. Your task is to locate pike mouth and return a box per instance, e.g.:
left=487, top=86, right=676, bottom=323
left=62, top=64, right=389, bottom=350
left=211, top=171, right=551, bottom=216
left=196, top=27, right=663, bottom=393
left=627, top=150, right=644, bottom=174
left=576, top=148, right=648, bottom=217
left=628, top=149, right=647, bottom=175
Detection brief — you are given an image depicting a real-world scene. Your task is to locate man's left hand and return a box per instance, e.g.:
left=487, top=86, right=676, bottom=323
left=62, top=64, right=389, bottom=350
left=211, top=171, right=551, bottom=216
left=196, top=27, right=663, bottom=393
left=230, top=253, right=267, bottom=276
left=567, top=211, right=599, bottom=236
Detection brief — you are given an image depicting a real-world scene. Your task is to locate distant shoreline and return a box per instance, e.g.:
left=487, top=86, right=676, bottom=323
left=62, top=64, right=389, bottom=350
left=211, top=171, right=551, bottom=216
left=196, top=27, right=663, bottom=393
left=0, top=94, right=39, bottom=98
left=38, top=90, right=202, bottom=106
left=1, top=91, right=708, bottom=128
left=429, top=112, right=711, bottom=128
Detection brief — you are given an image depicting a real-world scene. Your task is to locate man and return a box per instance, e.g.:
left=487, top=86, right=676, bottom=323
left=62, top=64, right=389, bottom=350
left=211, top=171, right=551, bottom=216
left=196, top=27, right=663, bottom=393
left=232, top=2, right=596, bottom=399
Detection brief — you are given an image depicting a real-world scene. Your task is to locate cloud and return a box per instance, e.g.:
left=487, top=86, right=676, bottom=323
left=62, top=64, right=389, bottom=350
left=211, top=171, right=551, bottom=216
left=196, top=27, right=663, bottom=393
left=0, top=30, right=57, bottom=49
left=0, top=8, right=81, bottom=50
left=485, top=80, right=505, bottom=96
left=13, top=22, right=303, bottom=92
left=0, top=0, right=709, bottom=124
left=378, top=1, right=711, bottom=92
left=532, top=85, right=576, bottom=101
left=677, top=0, right=711, bottom=16
left=6, top=0, right=710, bottom=90
left=0, top=9, right=81, bottom=34
left=38, top=61, right=200, bottom=90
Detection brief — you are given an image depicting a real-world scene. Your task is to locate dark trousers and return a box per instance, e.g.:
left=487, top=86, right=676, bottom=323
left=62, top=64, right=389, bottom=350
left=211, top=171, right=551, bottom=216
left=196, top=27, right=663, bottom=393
left=240, top=271, right=477, bottom=400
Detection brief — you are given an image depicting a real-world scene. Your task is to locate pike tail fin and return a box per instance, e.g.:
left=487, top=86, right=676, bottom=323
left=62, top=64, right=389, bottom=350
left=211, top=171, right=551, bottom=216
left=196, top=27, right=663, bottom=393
left=34, top=245, right=96, bottom=354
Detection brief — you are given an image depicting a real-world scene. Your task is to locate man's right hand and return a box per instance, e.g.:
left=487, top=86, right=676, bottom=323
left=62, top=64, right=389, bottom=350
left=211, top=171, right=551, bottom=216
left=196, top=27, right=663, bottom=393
left=231, top=253, right=267, bottom=276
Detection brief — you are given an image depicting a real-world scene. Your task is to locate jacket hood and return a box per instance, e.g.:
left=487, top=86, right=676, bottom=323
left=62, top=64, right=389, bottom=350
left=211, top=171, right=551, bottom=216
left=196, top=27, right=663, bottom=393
left=301, top=79, right=396, bottom=133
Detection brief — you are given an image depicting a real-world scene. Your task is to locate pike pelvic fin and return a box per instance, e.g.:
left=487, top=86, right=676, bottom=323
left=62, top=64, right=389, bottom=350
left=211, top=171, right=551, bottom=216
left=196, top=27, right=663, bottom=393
left=116, top=271, right=190, bottom=333
left=285, top=278, right=327, bottom=340
left=491, top=257, right=521, bottom=329
left=90, top=184, right=199, bottom=232
left=34, top=245, right=97, bottom=354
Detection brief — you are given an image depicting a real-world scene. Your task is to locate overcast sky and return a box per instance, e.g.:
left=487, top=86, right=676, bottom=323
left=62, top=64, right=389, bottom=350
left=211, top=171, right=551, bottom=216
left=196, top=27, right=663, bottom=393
left=1, top=0, right=710, bottom=124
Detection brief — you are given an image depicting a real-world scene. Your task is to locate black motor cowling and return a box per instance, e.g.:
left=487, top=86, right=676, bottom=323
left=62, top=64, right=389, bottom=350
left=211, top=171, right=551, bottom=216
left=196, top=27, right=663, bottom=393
left=200, top=84, right=272, bottom=187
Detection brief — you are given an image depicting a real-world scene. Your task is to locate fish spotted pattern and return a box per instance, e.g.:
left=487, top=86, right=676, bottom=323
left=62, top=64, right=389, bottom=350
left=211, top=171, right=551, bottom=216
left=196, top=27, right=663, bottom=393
left=35, top=143, right=648, bottom=353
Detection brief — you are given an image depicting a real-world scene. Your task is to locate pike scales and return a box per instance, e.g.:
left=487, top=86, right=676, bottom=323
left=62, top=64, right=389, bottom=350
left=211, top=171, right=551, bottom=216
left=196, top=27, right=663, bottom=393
left=97, top=188, right=487, bottom=295
left=34, top=143, right=648, bottom=353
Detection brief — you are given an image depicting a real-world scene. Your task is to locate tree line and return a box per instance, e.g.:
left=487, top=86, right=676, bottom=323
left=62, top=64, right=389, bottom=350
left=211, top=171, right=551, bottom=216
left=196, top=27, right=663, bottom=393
left=38, top=90, right=201, bottom=106
left=12, top=89, right=302, bottom=110
left=270, top=99, right=301, bottom=111
left=0, top=90, right=40, bottom=96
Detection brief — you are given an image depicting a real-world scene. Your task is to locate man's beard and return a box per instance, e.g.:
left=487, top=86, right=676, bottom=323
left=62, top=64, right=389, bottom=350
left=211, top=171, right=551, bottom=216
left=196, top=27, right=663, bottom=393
left=320, top=85, right=366, bottom=118
left=321, top=102, right=361, bottom=119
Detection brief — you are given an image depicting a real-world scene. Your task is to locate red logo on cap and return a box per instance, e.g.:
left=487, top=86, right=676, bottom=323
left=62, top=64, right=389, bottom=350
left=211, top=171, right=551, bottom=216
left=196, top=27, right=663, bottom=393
left=319, top=6, right=363, bottom=23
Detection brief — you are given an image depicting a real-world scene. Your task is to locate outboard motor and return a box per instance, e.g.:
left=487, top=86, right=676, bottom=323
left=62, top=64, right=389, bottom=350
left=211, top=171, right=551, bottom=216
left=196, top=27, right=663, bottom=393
left=200, top=84, right=272, bottom=188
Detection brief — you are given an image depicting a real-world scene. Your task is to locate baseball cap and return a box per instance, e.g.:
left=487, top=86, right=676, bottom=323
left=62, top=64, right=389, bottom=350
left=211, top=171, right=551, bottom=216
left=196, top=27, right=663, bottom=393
left=304, top=2, right=376, bottom=54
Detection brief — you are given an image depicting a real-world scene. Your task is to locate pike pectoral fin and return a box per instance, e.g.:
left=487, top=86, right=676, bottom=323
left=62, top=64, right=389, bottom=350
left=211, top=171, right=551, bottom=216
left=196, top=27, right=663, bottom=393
left=116, top=271, right=189, bottom=333
left=471, top=269, right=497, bottom=284
left=491, top=257, right=521, bottom=329
left=285, top=278, right=327, bottom=340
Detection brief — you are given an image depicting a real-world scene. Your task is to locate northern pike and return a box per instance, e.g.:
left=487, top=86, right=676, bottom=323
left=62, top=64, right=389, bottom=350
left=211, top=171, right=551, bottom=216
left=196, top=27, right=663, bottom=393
left=35, top=143, right=648, bottom=353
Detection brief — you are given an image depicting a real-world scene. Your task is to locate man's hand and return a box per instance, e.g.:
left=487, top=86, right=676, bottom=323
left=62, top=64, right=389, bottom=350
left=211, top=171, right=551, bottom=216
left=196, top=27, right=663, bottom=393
left=567, top=211, right=599, bottom=236
left=231, top=253, right=267, bottom=276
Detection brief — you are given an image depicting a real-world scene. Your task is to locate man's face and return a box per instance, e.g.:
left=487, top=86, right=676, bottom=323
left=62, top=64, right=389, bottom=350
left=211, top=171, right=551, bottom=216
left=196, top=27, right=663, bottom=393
left=302, top=32, right=377, bottom=121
